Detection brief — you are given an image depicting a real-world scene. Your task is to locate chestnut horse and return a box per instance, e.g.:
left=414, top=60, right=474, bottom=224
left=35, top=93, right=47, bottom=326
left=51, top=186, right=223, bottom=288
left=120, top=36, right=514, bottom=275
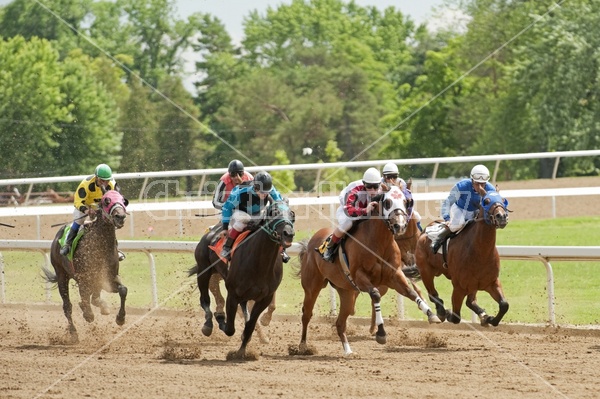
left=296, top=186, right=440, bottom=356
left=188, top=200, right=295, bottom=359
left=413, top=191, right=510, bottom=326
left=44, top=191, right=128, bottom=343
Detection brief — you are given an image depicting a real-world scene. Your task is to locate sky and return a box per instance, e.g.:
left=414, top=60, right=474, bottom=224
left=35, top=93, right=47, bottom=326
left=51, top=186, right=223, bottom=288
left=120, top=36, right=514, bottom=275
left=176, top=0, right=446, bottom=41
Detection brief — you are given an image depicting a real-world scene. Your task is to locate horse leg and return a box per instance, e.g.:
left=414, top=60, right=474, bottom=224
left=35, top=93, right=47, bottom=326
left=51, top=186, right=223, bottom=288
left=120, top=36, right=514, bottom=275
left=57, top=276, right=78, bottom=343
left=298, top=254, right=328, bottom=354
left=387, top=269, right=441, bottom=324
left=483, top=279, right=509, bottom=327
left=465, top=292, right=489, bottom=326
left=91, top=292, right=110, bottom=315
left=369, top=286, right=388, bottom=335
left=114, top=276, right=127, bottom=326
left=221, top=291, right=238, bottom=337
left=336, top=289, right=358, bottom=355
left=259, top=294, right=276, bottom=327
left=236, top=295, right=272, bottom=359
left=367, top=287, right=386, bottom=345
left=209, top=274, right=226, bottom=329
left=448, top=288, right=467, bottom=324
left=78, top=284, right=94, bottom=323
left=197, top=270, right=215, bottom=337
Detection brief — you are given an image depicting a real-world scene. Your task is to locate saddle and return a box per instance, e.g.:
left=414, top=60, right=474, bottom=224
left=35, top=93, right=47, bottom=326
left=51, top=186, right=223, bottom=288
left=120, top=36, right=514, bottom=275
left=59, top=226, right=85, bottom=262
left=208, top=229, right=251, bottom=263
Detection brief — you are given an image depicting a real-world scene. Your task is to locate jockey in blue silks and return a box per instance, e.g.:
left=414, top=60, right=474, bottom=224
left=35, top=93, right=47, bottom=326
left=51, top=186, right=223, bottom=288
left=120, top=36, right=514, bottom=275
left=220, top=171, right=289, bottom=262
left=430, top=164, right=497, bottom=254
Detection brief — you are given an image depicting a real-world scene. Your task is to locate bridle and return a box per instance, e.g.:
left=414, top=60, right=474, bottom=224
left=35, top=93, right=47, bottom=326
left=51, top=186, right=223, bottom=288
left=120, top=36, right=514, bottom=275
left=260, top=201, right=295, bottom=243
left=481, top=193, right=509, bottom=228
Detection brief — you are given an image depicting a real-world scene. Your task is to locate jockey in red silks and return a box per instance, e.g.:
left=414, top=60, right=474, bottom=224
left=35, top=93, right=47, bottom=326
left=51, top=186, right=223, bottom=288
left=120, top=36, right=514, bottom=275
left=212, top=159, right=254, bottom=210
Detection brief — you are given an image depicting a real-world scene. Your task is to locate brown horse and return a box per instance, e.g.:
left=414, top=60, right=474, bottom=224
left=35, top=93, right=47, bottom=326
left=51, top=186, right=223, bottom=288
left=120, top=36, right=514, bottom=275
left=188, top=200, right=295, bottom=359
left=413, top=191, right=509, bottom=326
left=296, top=186, right=440, bottom=356
left=44, top=191, right=128, bottom=343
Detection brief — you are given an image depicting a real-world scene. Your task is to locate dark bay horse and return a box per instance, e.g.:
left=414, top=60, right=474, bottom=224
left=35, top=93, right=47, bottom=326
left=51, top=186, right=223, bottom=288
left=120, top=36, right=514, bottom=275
left=188, top=200, right=295, bottom=359
left=413, top=191, right=510, bottom=326
left=190, top=224, right=277, bottom=342
left=45, top=191, right=128, bottom=343
left=296, top=186, right=441, bottom=356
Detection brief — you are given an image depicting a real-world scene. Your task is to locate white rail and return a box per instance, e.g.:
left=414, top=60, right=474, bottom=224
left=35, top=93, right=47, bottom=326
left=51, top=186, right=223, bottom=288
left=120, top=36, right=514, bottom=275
left=1, top=240, right=598, bottom=326
left=1, top=149, right=599, bottom=200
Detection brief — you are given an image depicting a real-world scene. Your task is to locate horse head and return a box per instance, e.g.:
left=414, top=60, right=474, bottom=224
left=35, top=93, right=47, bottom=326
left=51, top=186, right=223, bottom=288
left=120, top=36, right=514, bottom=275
left=375, top=186, right=408, bottom=238
left=264, top=200, right=295, bottom=248
left=481, top=191, right=509, bottom=229
left=99, top=191, right=128, bottom=229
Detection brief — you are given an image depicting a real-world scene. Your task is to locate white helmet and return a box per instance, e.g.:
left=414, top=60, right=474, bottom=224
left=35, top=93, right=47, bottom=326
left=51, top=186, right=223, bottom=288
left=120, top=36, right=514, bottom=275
left=382, top=162, right=399, bottom=175
left=470, top=164, right=490, bottom=183
left=362, top=167, right=382, bottom=184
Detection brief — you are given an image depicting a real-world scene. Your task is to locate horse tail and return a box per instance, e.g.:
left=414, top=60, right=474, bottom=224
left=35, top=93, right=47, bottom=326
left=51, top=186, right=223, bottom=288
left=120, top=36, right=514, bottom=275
left=187, top=264, right=200, bottom=277
left=41, top=266, right=58, bottom=285
left=401, top=264, right=422, bottom=281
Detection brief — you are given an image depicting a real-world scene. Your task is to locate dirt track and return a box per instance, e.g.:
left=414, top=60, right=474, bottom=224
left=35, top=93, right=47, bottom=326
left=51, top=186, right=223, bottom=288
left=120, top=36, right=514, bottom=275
left=2, top=304, right=600, bottom=399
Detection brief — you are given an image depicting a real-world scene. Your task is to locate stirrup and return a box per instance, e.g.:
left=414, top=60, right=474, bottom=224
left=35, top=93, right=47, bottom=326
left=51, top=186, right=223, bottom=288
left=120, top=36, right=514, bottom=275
left=60, top=245, right=70, bottom=256
left=118, top=251, right=126, bottom=261
left=281, top=251, right=290, bottom=263
left=220, top=248, right=231, bottom=260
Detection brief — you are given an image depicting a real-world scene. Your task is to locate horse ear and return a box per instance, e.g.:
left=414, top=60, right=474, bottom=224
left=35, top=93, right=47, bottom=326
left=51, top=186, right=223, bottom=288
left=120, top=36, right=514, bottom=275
left=123, top=198, right=129, bottom=207
left=103, top=197, right=112, bottom=207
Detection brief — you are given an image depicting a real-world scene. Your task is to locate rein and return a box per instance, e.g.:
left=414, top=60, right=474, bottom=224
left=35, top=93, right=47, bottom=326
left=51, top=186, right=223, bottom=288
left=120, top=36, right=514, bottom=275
left=260, top=203, right=294, bottom=243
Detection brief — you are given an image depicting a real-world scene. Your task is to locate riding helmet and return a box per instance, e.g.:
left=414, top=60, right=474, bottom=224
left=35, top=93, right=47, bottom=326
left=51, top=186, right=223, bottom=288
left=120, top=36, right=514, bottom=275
left=382, top=162, right=399, bottom=176
left=95, top=164, right=113, bottom=180
left=470, top=164, right=490, bottom=183
left=228, top=159, right=245, bottom=174
left=362, top=167, right=381, bottom=184
left=253, top=171, right=273, bottom=193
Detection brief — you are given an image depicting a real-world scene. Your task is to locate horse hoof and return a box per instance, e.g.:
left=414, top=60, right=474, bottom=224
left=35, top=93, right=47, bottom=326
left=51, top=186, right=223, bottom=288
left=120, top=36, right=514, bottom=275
left=116, top=314, right=125, bottom=326
left=201, top=325, right=213, bottom=337
left=428, top=314, right=442, bottom=324
left=375, top=333, right=387, bottom=345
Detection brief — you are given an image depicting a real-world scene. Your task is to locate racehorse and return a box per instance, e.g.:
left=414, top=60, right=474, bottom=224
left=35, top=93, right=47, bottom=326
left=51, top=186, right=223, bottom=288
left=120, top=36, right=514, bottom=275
left=296, top=186, right=441, bottom=356
left=44, top=191, right=128, bottom=343
left=188, top=200, right=295, bottom=359
left=367, top=180, right=422, bottom=335
left=412, top=191, right=510, bottom=326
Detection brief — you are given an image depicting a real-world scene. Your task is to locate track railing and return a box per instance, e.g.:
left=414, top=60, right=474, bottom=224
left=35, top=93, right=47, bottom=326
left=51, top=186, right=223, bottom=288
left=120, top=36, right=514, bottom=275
left=1, top=240, right=598, bottom=326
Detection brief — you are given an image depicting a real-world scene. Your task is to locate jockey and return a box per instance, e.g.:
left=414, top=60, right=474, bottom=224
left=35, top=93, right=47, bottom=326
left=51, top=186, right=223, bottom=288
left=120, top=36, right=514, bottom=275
left=381, top=162, right=422, bottom=232
left=430, top=164, right=497, bottom=253
left=317, top=167, right=382, bottom=263
left=60, top=164, right=123, bottom=258
left=219, top=171, right=288, bottom=262
left=212, top=159, right=253, bottom=210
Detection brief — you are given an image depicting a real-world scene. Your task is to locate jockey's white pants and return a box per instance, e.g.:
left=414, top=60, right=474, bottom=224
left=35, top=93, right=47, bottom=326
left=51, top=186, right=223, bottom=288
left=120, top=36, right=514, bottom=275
left=448, top=204, right=475, bottom=232
left=335, top=206, right=361, bottom=233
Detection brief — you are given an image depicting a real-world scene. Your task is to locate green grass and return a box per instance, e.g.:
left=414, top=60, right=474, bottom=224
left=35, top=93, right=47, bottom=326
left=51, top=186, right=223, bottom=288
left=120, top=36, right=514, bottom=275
left=3, top=216, right=600, bottom=326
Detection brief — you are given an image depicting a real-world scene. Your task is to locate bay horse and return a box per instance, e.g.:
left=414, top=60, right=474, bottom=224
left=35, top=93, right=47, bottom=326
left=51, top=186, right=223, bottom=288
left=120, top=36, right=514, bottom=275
left=188, top=200, right=295, bottom=359
left=191, top=224, right=276, bottom=342
left=44, top=190, right=128, bottom=343
left=413, top=191, right=510, bottom=326
left=296, top=186, right=440, bottom=356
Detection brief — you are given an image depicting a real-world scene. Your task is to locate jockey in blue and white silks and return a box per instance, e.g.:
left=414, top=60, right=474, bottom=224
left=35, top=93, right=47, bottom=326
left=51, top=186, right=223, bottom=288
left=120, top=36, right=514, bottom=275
left=220, top=171, right=284, bottom=261
left=431, top=164, right=496, bottom=254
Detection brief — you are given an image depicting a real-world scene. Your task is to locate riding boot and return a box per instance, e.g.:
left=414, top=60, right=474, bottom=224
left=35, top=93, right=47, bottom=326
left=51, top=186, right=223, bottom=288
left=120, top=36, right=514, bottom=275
left=60, top=227, right=78, bottom=256
left=220, top=237, right=235, bottom=261
left=322, top=239, right=341, bottom=263
left=281, top=248, right=290, bottom=263
left=431, top=225, right=451, bottom=254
